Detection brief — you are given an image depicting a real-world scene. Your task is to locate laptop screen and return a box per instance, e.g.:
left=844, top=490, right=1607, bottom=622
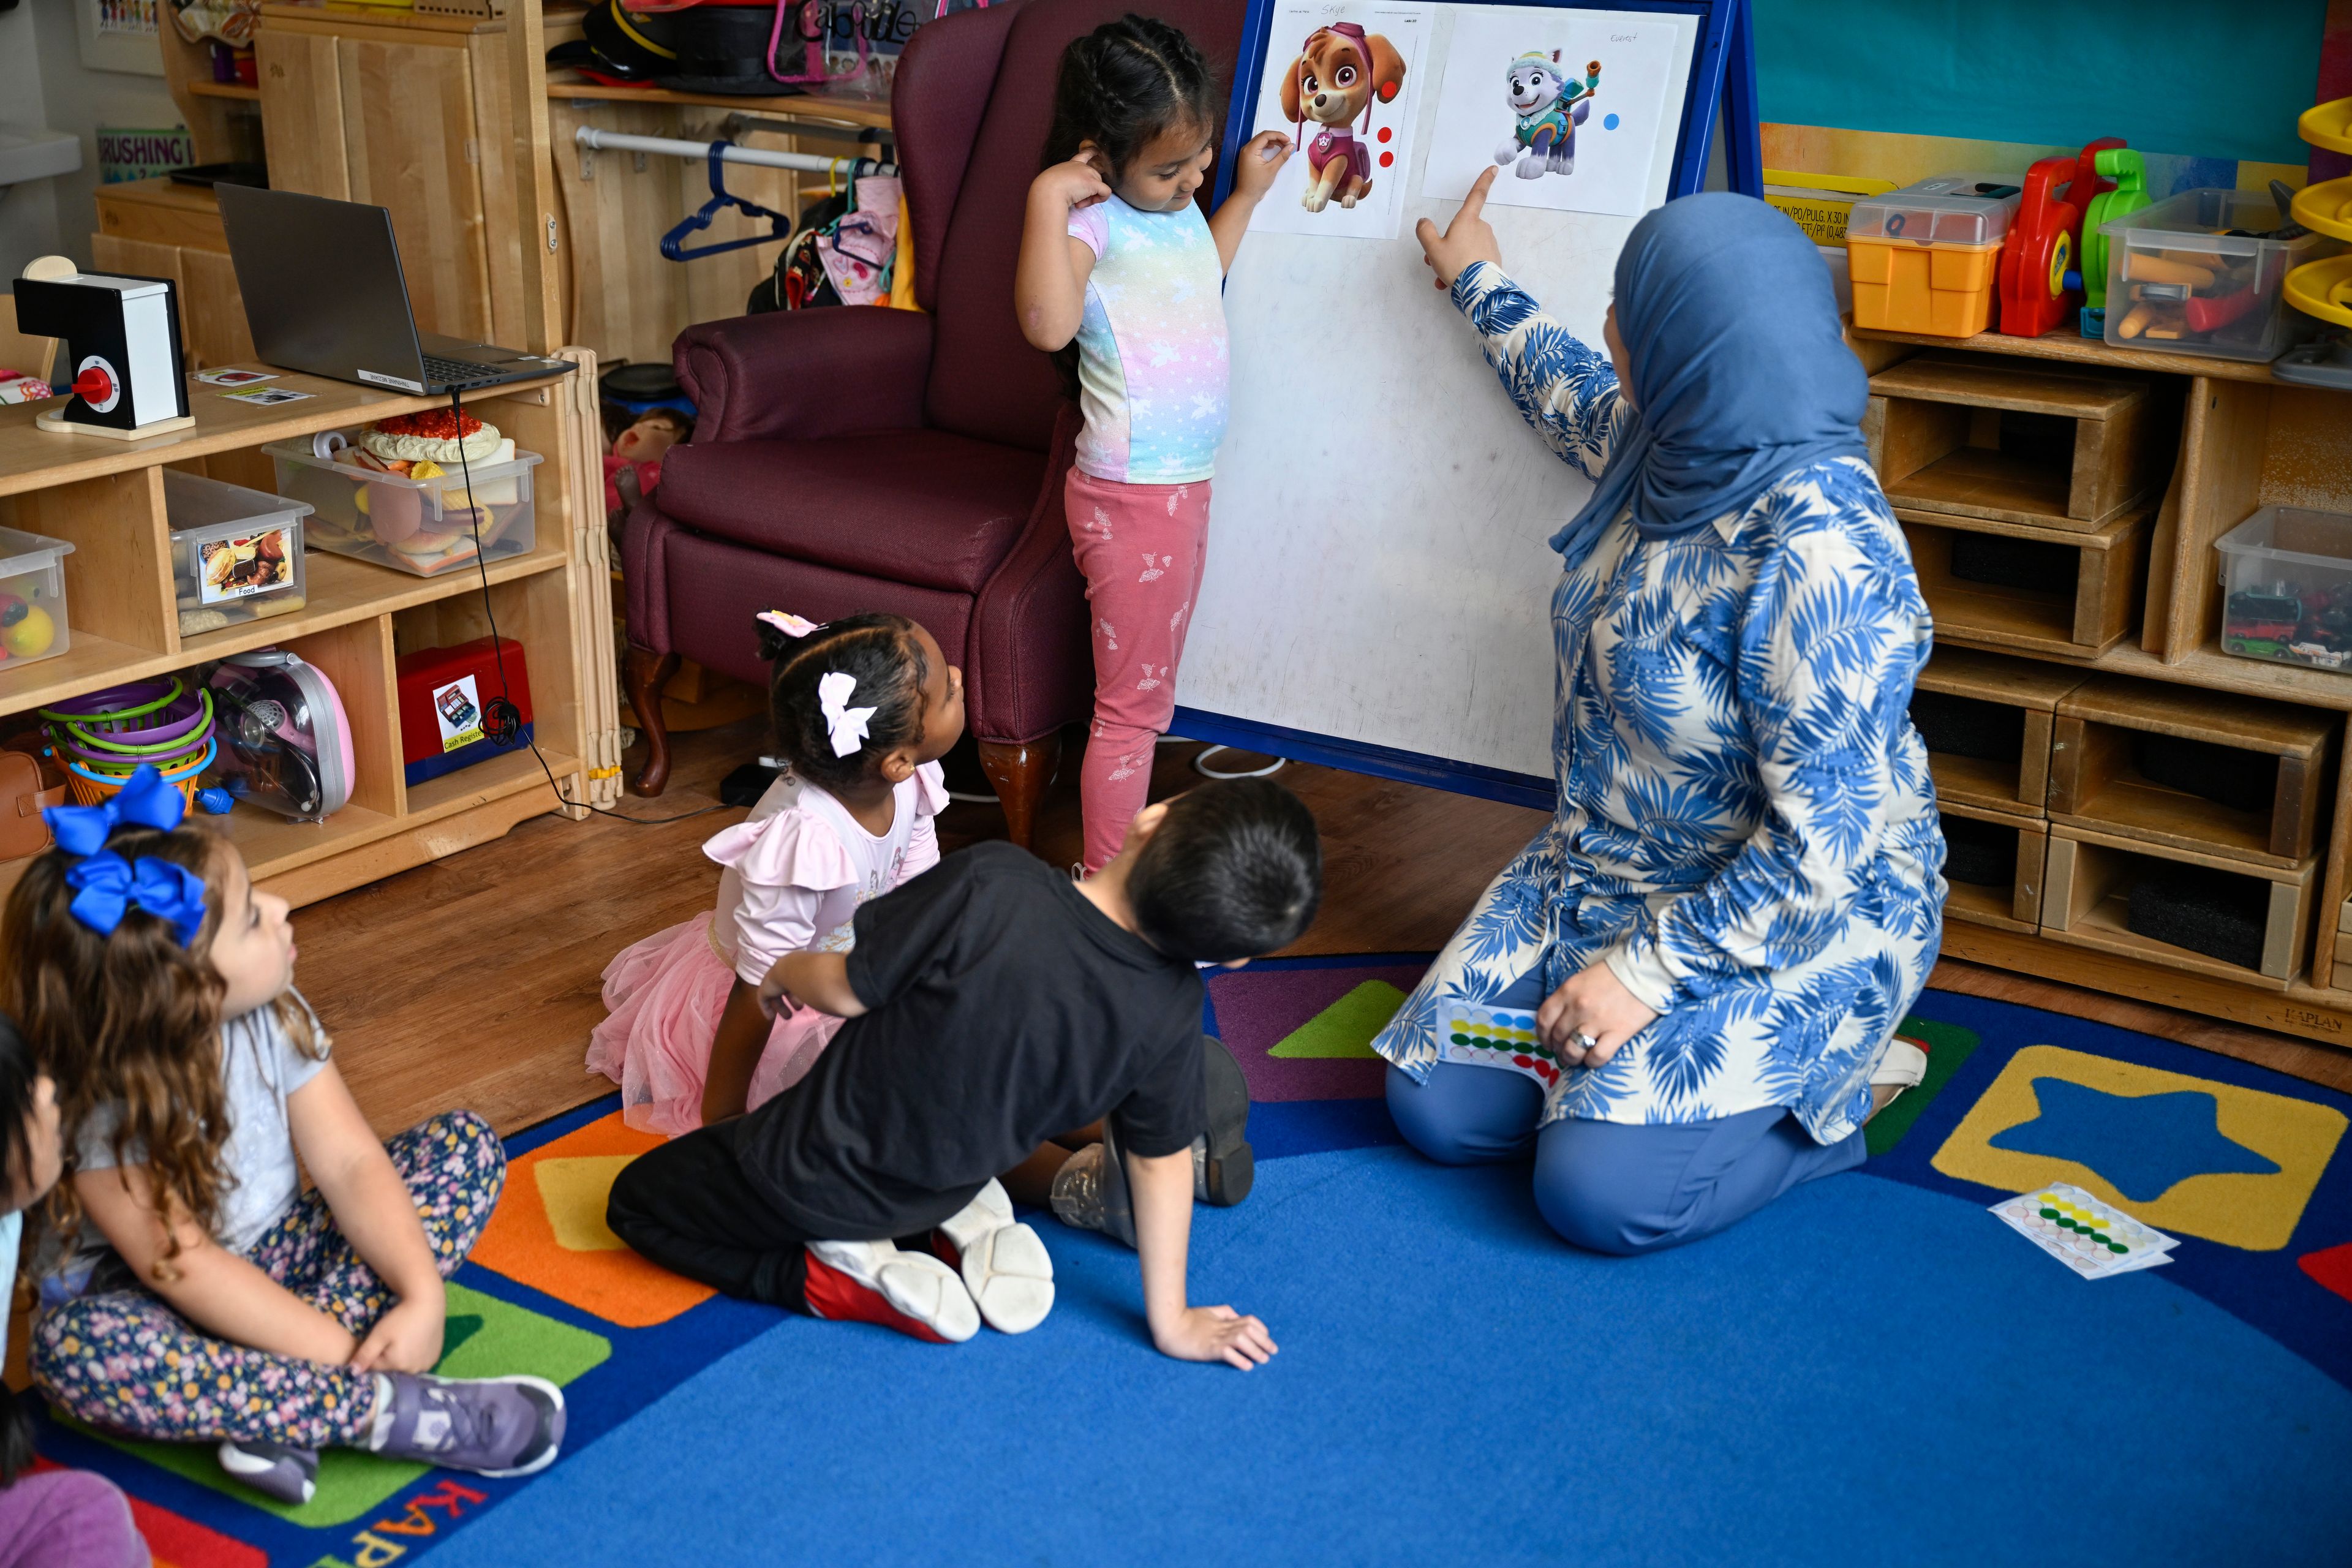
left=216, top=185, right=431, bottom=392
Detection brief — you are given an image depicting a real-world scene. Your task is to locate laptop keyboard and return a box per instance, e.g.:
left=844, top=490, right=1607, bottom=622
left=421, top=354, right=508, bottom=390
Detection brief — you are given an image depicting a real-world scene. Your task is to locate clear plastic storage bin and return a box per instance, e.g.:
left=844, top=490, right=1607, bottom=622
left=0, top=526, right=75, bottom=672
left=265, top=439, right=541, bottom=578
left=1846, top=174, right=2023, bottom=337
left=2215, top=507, right=2352, bottom=671
left=161, top=469, right=309, bottom=637
left=2102, top=189, right=2335, bottom=361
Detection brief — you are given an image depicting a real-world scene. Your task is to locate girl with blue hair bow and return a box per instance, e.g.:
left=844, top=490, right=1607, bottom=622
left=4, top=767, right=565, bottom=1503
left=1376, top=172, right=1947, bottom=1254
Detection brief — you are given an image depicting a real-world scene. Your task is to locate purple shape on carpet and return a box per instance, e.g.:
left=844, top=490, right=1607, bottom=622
left=1207, top=962, right=1428, bottom=1101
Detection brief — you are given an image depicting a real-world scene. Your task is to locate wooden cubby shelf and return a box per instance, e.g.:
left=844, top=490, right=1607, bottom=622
left=0, top=366, right=614, bottom=910
left=1939, top=802, right=2049, bottom=935
left=1853, top=318, right=2352, bottom=1050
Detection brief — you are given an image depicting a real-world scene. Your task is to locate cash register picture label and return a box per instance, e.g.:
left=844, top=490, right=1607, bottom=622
left=434, top=676, right=486, bottom=752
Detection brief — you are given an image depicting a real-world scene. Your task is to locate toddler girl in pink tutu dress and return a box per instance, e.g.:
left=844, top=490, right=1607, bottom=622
left=589, top=609, right=965, bottom=1134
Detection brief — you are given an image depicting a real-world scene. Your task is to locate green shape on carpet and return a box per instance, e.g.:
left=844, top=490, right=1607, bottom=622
left=87, top=1281, right=609, bottom=1528
left=1867, top=1017, right=1981, bottom=1156
left=1268, top=981, right=1408, bottom=1059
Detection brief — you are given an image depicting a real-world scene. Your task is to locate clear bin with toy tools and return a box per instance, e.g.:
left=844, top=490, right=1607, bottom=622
left=2214, top=507, right=2352, bottom=673
left=1846, top=174, right=2023, bottom=337
left=2102, top=189, right=2335, bottom=361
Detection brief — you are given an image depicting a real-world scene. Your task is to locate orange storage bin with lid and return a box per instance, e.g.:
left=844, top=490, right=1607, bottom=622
left=1847, top=175, right=2024, bottom=337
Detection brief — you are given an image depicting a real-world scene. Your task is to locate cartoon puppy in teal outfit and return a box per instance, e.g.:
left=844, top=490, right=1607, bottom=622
left=1496, top=51, right=1600, bottom=180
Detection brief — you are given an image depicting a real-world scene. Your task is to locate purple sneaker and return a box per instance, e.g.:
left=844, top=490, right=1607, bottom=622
left=375, top=1372, right=567, bottom=1477
left=217, top=1437, right=318, bottom=1504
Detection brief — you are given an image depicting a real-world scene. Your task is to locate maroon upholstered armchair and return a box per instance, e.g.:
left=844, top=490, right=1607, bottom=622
left=622, top=0, right=1242, bottom=847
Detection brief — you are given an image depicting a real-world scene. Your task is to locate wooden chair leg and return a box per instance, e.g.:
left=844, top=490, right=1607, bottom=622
left=978, top=734, right=1061, bottom=851
left=625, top=649, right=680, bottom=797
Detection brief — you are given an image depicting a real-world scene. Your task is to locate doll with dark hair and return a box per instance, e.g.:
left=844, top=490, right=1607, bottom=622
left=589, top=610, right=966, bottom=1136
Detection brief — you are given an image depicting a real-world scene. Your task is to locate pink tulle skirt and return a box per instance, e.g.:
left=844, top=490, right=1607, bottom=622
left=586, top=912, right=842, bottom=1137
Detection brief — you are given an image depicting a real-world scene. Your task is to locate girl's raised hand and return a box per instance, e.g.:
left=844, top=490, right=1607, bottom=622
left=1229, top=130, right=1293, bottom=200
left=1031, top=148, right=1114, bottom=213
left=1415, top=166, right=1504, bottom=290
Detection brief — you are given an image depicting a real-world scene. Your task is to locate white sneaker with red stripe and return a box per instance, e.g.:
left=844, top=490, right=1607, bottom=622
left=804, top=1239, right=979, bottom=1344
left=934, top=1178, right=1055, bottom=1335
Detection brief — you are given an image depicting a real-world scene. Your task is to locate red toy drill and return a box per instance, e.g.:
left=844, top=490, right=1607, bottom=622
left=1997, top=137, right=2127, bottom=337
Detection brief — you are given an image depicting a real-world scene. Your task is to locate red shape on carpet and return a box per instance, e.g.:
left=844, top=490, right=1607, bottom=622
left=2301, top=1240, right=2352, bottom=1305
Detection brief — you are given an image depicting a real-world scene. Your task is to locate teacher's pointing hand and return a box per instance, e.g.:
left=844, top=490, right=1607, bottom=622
left=1415, top=166, right=1503, bottom=290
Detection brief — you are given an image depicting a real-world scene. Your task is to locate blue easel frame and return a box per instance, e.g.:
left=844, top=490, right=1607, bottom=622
left=1187, top=0, right=1762, bottom=813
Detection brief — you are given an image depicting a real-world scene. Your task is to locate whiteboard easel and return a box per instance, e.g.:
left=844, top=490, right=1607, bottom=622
left=1177, top=0, right=1760, bottom=810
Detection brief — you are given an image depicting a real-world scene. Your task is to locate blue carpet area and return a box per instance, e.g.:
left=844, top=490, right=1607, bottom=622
left=427, top=1145, right=2352, bottom=1568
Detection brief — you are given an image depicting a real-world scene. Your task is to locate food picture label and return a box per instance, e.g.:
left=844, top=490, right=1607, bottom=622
left=198, top=527, right=295, bottom=604
left=434, top=674, right=485, bottom=753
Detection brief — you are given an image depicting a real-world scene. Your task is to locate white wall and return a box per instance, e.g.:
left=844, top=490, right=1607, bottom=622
left=0, top=0, right=65, bottom=278
left=4, top=0, right=184, bottom=279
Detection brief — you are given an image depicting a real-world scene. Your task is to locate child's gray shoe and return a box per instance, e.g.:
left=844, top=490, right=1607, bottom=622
left=217, top=1437, right=318, bottom=1504
left=1047, top=1133, right=1137, bottom=1250
left=375, top=1371, right=567, bottom=1477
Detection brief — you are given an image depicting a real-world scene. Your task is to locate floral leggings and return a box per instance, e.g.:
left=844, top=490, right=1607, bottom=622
left=31, top=1110, right=505, bottom=1450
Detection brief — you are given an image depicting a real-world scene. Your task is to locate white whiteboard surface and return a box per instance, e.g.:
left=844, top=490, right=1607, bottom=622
left=1182, top=4, right=1698, bottom=783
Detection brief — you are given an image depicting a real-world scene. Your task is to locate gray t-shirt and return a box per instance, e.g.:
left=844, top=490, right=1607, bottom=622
left=70, top=991, right=330, bottom=1275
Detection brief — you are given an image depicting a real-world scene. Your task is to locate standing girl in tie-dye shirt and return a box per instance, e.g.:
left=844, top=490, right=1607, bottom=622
left=1015, top=16, right=1292, bottom=872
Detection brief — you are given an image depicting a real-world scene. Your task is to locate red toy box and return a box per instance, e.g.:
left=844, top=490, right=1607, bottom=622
left=397, top=636, right=533, bottom=787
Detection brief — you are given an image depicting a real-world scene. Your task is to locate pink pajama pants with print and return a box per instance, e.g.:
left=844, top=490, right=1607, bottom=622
left=1066, top=468, right=1211, bottom=872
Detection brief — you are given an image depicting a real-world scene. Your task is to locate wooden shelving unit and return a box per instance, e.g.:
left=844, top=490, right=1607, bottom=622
left=0, top=366, right=615, bottom=910
left=1855, top=320, right=2352, bottom=1049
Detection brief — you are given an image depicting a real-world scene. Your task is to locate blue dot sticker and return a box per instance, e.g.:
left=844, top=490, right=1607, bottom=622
left=1603, top=112, right=1621, bottom=130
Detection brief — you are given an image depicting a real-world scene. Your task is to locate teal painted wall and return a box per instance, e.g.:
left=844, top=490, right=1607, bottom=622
left=1754, top=0, right=2328, bottom=165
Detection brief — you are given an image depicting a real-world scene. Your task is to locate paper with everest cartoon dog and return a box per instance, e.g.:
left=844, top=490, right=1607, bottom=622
left=1496, top=50, right=1599, bottom=181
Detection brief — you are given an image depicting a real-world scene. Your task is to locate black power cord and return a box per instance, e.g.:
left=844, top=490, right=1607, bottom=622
left=447, top=384, right=728, bottom=827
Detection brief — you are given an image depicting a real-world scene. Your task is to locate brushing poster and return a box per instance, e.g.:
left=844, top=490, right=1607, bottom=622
left=1244, top=0, right=1434, bottom=241
left=1418, top=5, right=1675, bottom=219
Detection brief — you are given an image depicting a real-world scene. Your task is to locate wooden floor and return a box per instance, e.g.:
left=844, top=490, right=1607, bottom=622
left=316, top=721, right=2352, bottom=1139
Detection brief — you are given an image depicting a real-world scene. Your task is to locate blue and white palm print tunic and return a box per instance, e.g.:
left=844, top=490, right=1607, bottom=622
left=1371, top=262, right=1947, bottom=1148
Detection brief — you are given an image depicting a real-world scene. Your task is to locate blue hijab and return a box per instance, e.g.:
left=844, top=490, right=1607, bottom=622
left=1548, top=192, right=1868, bottom=568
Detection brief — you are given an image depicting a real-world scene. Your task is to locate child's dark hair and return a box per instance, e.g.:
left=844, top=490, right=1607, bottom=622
left=757, top=611, right=932, bottom=794
left=1128, top=779, right=1321, bottom=962
left=1041, top=15, right=1221, bottom=394
left=0, top=1013, right=37, bottom=1485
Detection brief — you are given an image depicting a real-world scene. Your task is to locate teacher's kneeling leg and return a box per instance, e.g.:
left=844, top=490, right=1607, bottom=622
left=1531, top=1108, right=1866, bottom=1256
left=1385, top=1062, right=1544, bottom=1164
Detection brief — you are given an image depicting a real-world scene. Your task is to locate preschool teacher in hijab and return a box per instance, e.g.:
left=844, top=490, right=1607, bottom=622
left=1371, top=175, right=1948, bottom=1254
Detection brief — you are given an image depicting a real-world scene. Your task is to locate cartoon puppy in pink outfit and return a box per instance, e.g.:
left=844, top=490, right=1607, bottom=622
left=1281, top=22, right=1408, bottom=212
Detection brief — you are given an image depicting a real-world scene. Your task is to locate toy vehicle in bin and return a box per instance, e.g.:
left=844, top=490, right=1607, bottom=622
left=397, top=636, right=532, bottom=786
left=2216, top=507, right=2352, bottom=671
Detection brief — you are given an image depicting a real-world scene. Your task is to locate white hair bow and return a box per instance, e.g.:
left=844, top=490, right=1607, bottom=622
left=817, top=671, right=877, bottom=758
left=758, top=610, right=823, bottom=639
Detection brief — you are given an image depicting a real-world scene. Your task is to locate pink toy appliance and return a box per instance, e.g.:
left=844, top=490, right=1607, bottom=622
left=208, top=649, right=355, bottom=823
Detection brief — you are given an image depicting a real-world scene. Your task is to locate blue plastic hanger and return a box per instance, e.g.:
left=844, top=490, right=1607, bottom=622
left=661, top=141, right=797, bottom=262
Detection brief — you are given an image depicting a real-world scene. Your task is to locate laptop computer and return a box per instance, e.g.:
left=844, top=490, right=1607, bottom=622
left=216, top=184, right=573, bottom=395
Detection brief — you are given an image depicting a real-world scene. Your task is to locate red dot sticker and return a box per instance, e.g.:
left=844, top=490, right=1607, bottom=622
left=1379, top=151, right=1394, bottom=167
left=1377, top=126, right=1392, bottom=143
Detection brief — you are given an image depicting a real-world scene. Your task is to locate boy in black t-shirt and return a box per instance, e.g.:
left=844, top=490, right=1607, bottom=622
left=608, top=779, right=1321, bottom=1370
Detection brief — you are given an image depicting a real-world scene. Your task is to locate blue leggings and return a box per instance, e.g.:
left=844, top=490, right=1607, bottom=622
left=1385, top=976, right=1864, bottom=1256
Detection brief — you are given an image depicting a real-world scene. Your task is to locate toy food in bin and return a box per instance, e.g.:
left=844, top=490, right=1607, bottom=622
left=0, top=527, right=75, bottom=670
left=161, top=469, right=309, bottom=636
left=2215, top=507, right=2352, bottom=671
left=209, top=650, right=354, bottom=823
left=1846, top=175, right=2022, bottom=337
left=396, top=636, right=532, bottom=786
left=266, top=409, right=541, bottom=579
left=2103, top=189, right=2335, bottom=361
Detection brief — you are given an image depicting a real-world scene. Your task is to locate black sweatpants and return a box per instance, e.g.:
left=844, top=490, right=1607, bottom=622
left=605, top=1118, right=819, bottom=1311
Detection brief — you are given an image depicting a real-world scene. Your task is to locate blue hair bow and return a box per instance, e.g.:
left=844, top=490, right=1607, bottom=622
left=42, top=764, right=205, bottom=944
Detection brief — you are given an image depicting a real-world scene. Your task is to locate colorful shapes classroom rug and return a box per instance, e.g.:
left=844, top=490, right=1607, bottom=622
left=31, top=959, right=2352, bottom=1565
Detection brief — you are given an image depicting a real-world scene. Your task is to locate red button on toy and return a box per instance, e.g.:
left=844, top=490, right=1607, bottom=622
left=72, top=365, right=113, bottom=405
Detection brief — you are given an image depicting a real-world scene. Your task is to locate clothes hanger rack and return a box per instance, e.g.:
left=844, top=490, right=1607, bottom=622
left=571, top=126, right=898, bottom=261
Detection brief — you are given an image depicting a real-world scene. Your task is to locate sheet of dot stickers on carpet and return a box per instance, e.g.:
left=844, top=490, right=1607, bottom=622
left=1990, top=1183, right=2179, bottom=1280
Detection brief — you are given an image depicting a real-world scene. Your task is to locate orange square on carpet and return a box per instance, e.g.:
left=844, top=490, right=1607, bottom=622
left=471, top=1111, right=715, bottom=1328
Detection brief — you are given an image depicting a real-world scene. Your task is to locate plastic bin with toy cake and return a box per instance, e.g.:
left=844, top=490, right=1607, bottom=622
left=161, top=469, right=309, bottom=636
left=2214, top=507, right=2352, bottom=673
left=0, top=526, right=75, bottom=673
left=264, top=408, right=541, bottom=579
left=2102, top=189, right=2335, bottom=361
left=1845, top=175, right=2023, bottom=337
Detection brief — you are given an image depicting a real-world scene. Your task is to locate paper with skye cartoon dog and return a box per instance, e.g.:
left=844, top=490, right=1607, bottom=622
left=1244, top=1, right=1433, bottom=241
